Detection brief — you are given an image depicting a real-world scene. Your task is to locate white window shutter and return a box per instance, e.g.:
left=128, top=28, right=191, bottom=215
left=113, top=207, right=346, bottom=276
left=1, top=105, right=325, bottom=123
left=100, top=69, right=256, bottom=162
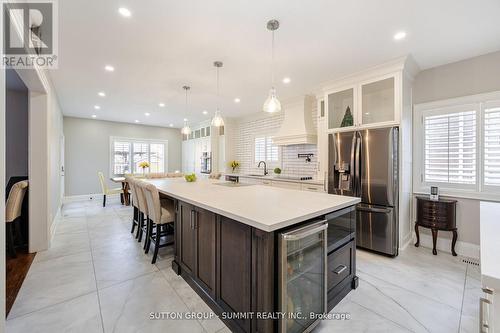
left=424, top=109, right=476, bottom=185
left=484, top=106, right=500, bottom=186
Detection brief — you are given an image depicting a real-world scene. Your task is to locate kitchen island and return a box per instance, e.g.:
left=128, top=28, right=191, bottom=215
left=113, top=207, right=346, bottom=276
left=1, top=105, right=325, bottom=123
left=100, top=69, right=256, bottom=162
left=147, top=178, right=360, bottom=333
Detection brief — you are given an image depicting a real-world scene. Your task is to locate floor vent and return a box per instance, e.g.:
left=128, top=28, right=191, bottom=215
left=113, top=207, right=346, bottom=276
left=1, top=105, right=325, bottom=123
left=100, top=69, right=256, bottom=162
left=461, top=257, right=480, bottom=266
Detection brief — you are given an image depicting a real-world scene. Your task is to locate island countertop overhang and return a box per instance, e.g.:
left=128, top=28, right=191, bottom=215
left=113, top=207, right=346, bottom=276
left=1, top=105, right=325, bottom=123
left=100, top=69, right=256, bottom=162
left=146, top=179, right=360, bottom=232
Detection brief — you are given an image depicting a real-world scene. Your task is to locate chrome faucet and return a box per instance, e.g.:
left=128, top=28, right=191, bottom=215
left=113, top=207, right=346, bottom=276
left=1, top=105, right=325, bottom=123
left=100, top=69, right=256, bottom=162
left=258, top=161, right=268, bottom=175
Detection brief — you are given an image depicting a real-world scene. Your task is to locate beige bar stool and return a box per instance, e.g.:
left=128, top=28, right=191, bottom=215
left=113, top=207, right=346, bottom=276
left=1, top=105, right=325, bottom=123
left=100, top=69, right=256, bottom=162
left=133, top=179, right=149, bottom=243
left=5, top=180, right=28, bottom=257
left=125, top=176, right=140, bottom=236
left=142, top=182, right=175, bottom=264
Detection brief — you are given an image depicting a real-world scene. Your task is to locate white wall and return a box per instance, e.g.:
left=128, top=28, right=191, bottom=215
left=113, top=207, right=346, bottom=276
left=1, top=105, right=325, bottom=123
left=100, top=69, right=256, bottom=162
left=231, top=102, right=319, bottom=177
left=63, top=117, right=182, bottom=196
left=412, top=50, right=500, bottom=255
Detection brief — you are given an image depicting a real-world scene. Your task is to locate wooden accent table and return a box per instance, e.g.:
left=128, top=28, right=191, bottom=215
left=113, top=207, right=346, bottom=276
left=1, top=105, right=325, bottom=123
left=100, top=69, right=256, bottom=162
left=110, top=177, right=130, bottom=206
left=415, top=196, right=458, bottom=256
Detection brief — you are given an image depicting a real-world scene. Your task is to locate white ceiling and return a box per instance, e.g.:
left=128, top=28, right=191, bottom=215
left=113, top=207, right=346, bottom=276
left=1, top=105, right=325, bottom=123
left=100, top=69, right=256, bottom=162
left=51, top=0, right=500, bottom=128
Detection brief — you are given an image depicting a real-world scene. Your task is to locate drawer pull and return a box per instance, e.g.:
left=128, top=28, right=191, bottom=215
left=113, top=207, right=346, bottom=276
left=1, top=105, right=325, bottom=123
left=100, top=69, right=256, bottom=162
left=333, top=265, right=347, bottom=275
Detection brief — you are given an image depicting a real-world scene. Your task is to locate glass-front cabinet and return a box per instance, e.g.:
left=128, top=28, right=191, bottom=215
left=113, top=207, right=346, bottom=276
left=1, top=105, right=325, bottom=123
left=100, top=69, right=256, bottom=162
left=327, top=87, right=355, bottom=131
left=325, top=73, right=399, bottom=132
left=361, top=76, right=396, bottom=125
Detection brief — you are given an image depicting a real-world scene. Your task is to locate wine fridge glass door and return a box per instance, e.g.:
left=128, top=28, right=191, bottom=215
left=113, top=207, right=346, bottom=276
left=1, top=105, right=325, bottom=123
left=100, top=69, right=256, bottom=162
left=279, top=221, right=327, bottom=333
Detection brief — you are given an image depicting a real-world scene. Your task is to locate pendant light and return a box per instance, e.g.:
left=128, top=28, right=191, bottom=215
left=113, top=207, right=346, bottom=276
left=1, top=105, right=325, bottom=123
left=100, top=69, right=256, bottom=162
left=180, top=85, right=191, bottom=135
left=263, top=19, right=281, bottom=113
left=211, top=61, right=224, bottom=127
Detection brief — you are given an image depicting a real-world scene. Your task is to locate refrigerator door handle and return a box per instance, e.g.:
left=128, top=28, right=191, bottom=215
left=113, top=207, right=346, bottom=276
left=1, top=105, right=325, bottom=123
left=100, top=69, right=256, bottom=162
left=355, top=133, right=361, bottom=197
left=282, top=220, right=328, bottom=240
left=350, top=133, right=356, bottom=194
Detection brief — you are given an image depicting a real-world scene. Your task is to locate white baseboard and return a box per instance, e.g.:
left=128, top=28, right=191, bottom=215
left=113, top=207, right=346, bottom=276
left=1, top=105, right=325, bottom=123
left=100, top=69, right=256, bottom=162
left=63, top=193, right=121, bottom=204
left=399, top=232, right=413, bottom=251
left=413, top=233, right=480, bottom=260
left=49, top=206, right=62, bottom=243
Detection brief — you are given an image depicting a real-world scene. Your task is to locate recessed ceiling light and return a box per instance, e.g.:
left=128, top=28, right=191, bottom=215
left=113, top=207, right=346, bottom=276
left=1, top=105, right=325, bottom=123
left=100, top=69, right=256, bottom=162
left=94, top=105, right=101, bottom=110
left=118, top=7, right=131, bottom=17
left=169, top=124, right=174, bottom=127
left=144, top=112, right=150, bottom=116
left=104, top=65, right=115, bottom=72
left=183, top=118, right=188, bottom=122
left=393, top=31, right=406, bottom=41
left=98, top=92, right=106, bottom=97
left=202, top=110, right=208, bottom=115
left=282, top=77, right=291, bottom=84
left=158, top=103, right=165, bottom=107
left=91, top=114, right=97, bottom=118
left=134, top=120, right=140, bottom=123
left=234, top=98, right=241, bottom=103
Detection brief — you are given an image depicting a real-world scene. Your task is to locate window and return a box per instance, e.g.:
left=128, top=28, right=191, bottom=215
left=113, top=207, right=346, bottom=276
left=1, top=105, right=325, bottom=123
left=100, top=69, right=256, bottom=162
left=414, top=92, right=500, bottom=200
left=423, top=109, right=476, bottom=185
left=254, top=136, right=279, bottom=163
left=484, top=104, right=500, bottom=188
left=110, top=137, right=168, bottom=175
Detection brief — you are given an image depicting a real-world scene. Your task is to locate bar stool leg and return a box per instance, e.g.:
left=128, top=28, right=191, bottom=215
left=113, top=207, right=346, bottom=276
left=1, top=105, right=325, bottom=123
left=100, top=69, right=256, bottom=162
left=152, top=224, right=162, bottom=264
left=131, top=207, right=137, bottom=234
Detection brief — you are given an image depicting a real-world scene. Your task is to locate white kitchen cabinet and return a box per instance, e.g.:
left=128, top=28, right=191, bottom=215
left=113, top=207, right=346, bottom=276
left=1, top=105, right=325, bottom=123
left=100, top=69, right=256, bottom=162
left=317, top=98, right=329, bottom=181
left=326, top=86, right=356, bottom=131
left=301, top=183, right=326, bottom=192
left=324, top=71, right=402, bottom=132
left=271, top=181, right=301, bottom=190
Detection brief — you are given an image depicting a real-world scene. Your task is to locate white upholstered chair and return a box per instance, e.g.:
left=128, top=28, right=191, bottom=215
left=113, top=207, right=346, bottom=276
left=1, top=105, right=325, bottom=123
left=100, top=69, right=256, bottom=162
left=142, top=182, right=175, bottom=264
left=97, top=172, right=122, bottom=207
left=5, top=180, right=28, bottom=257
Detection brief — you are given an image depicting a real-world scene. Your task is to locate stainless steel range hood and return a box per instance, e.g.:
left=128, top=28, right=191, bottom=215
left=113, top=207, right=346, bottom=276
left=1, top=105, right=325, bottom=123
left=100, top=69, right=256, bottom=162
left=272, top=95, right=317, bottom=146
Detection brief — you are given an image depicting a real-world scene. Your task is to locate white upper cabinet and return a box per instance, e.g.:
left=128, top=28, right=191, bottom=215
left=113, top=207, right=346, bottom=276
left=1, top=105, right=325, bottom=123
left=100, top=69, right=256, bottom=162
left=327, top=87, right=356, bottom=130
left=360, top=75, right=397, bottom=126
left=323, top=64, right=406, bottom=132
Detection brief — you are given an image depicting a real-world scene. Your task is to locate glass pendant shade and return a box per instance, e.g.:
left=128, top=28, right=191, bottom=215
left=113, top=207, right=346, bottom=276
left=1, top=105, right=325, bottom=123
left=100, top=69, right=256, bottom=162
left=263, top=87, right=281, bottom=113
left=181, top=120, right=191, bottom=135
left=211, top=109, right=224, bottom=127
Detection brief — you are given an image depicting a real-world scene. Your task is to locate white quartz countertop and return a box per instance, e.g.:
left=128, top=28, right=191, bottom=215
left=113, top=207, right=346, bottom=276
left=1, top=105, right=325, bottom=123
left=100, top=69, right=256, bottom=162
left=146, top=178, right=359, bottom=232
left=480, top=201, right=500, bottom=290
left=224, top=173, right=325, bottom=185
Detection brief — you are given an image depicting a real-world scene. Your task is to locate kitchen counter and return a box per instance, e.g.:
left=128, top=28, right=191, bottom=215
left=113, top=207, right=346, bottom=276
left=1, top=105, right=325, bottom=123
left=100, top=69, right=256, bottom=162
left=146, top=178, right=359, bottom=232
left=147, top=177, right=359, bottom=333
left=225, top=173, right=325, bottom=185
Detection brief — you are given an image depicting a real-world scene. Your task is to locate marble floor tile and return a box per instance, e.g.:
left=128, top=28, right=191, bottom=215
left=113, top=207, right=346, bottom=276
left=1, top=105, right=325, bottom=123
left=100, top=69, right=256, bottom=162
left=99, top=272, right=205, bottom=333
left=459, top=264, right=482, bottom=333
left=9, top=251, right=96, bottom=318
left=34, top=231, right=91, bottom=263
left=357, top=247, right=467, bottom=310
left=6, top=292, right=103, bottom=333
left=92, top=241, right=159, bottom=289
left=313, top=298, right=411, bottom=332
left=55, top=218, right=88, bottom=235
left=353, top=271, right=461, bottom=333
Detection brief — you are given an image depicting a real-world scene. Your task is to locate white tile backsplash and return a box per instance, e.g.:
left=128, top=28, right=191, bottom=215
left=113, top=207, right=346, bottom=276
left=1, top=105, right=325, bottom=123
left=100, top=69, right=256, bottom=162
left=232, top=101, right=319, bottom=178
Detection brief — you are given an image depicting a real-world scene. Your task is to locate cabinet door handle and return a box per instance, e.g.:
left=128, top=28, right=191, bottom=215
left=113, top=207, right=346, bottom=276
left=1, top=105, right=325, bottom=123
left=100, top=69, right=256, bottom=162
left=190, top=210, right=195, bottom=229
left=479, top=297, right=491, bottom=333
left=333, top=265, right=347, bottom=275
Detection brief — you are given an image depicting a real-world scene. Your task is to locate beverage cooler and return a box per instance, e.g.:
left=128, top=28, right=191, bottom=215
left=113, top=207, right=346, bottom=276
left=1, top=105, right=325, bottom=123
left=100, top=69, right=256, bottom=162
left=278, top=220, right=328, bottom=333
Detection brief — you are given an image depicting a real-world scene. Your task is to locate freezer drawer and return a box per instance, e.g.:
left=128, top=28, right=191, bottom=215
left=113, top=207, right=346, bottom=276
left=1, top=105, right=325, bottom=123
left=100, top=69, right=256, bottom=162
left=356, top=204, right=398, bottom=256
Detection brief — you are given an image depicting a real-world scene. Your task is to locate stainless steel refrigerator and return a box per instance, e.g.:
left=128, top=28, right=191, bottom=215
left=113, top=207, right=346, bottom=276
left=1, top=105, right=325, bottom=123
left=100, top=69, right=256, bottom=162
left=328, top=127, right=399, bottom=256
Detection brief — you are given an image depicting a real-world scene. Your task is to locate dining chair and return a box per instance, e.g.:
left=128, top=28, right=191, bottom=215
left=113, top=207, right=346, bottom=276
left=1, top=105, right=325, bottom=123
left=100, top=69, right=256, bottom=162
left=125, top=176, right=139, bottom=236
left=98, top=172, right=122, bottom=207
left=5, top=180, right=29, bottom=257
left=142, top=182, right=175, bottom=264
left=133, top=179, right=149, bottom=243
